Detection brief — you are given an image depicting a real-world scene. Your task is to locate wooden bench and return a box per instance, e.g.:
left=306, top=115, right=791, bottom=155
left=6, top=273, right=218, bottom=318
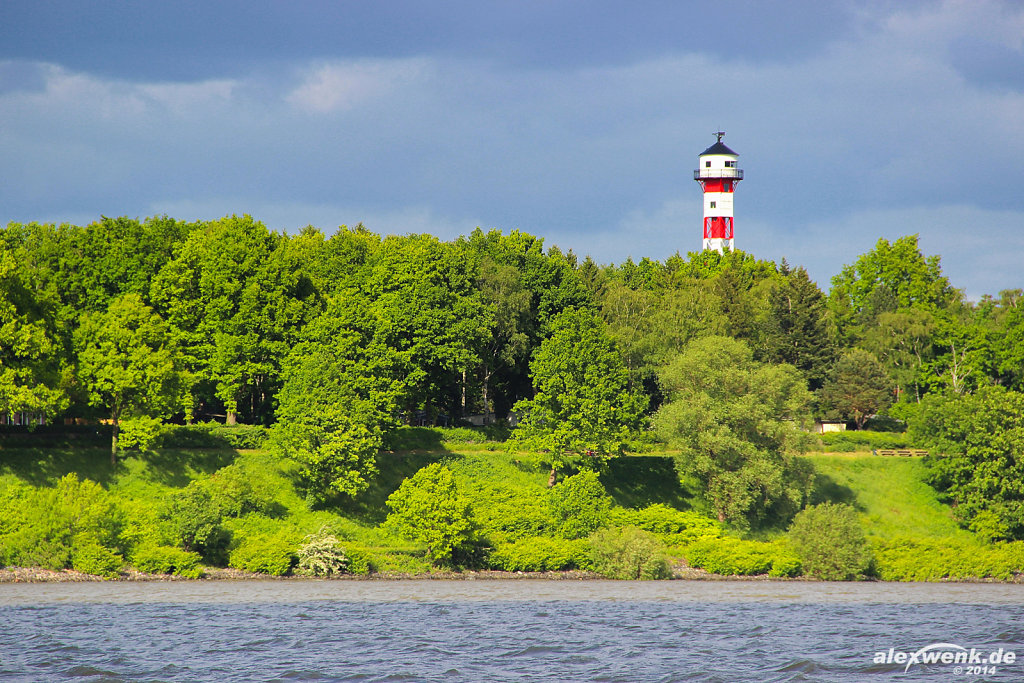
left=873, top=449, right=929, bottom=457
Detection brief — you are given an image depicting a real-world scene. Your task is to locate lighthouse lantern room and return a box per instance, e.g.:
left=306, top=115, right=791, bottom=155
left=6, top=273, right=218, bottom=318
left=694, top=132, right=743, bottom=252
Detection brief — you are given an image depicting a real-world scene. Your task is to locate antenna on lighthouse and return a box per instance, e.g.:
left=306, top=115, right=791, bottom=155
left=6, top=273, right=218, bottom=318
left=714, top=131, right=725, bottom=142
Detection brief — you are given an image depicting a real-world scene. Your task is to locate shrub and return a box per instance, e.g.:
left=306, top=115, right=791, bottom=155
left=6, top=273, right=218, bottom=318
left=343, top=547, right=373, bottom=575
left=489, top=537, right=591, bottom=572
left=230, top=535, right=296, bottom=576
left=548, top=471, right=612, bottom=539
left=296, top=527, right=350, bottom=576
left=384, top=463, right=475, bottom=564
left=610, top=505, right=723, bottom=544
left=158, top=423, right=269, bottom=449
left=589, top=526, right=672, bottom=580
left=131, top=544, right=203, bottom=578
left=468, top=484, right=552, bottom=543
left=767, top=546, right=803, bottom=578
left=872, top=537, right=1024, bottom=581
left=119, top=416, right=164, bottom=451
left=204, top=464, right=277, bottom=518
left=71, top=537, right=123, bottom=578
left=685, top=537, right=781, bottom=576
left=788, top=502, right=870, bottom=580
left=162, top=483, right=230, bottom=564
left=0, top=475, right=124, bottom=571
left=818, top=430, right=914, bottom=452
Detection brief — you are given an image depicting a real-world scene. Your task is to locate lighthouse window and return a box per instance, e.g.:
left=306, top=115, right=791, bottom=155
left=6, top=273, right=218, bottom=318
left=725, top=161, right=735, bottom=168
left=705, top=161, right=711, bottom=168
left=710, top=201, right=717, bottom=208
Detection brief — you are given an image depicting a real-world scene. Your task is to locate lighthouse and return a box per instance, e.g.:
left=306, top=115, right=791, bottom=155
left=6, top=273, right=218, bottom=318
left=694, top=132, right=743, bottom=252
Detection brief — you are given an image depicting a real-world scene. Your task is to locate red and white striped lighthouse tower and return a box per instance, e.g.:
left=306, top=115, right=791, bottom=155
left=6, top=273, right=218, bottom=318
left=694, top=132, right=743, bottom=252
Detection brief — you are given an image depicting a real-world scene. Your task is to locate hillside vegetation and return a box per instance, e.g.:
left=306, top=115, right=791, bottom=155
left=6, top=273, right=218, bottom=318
left=3, top=427, right=1022, bottom=582
left=4, top=218, right=1024, bottom=580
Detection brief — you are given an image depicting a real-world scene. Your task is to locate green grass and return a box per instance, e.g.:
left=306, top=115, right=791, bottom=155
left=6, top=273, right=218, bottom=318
left=803, top=452, right=970, bottom=541
left=0, top=435, right=1010, bottom=580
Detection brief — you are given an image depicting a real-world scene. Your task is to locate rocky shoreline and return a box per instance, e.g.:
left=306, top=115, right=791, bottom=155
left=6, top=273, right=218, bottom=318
left=3, top=565, right=1021, bottom=584
left=0, top=565, right=765, bottom=583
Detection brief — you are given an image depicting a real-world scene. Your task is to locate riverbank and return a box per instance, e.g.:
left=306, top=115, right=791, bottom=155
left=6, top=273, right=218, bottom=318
left=0, top=564, right=784, bottom=583
left=4, top=564, right=1023, bottom=584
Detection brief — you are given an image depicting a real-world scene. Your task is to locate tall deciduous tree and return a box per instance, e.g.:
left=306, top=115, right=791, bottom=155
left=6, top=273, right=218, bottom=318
left=272, top=291, right=405, bottom=504
left=862, top=307, right=936, bottom=402
left=475, top=257, right=532, bottom=420
left=828, top=234, right=959, bottom=344
left=75, top=294, right=186, bottom=461
left=361, top=234, right=488, bottom=421
left=654, top=336, right=814, bottom=526
left=151, top=215, right=319, bottom=424
left=912, top=386, right=1024, bottom=540
left=0, top=244, right=68, bottom=420
left=510, top=308, right=646, bottom=483
left=817, top=349, right=894, bottom=429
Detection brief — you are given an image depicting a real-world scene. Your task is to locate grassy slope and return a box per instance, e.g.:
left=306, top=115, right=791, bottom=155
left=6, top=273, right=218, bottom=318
left=0, top=439, right=991, bottom=577
left=802, top=452, right=970, bottom=541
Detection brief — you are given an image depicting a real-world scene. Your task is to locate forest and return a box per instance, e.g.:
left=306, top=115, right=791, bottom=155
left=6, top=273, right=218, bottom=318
left=2, top=214, right=1024, bottom=581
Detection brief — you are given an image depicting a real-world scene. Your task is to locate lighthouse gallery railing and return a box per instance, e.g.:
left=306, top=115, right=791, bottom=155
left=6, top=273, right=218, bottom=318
left=694, top=168, right=744, bottom=180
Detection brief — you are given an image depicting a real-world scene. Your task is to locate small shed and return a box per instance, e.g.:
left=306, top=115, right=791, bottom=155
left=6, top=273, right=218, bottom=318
left=813, top=420, right=847, bottom=434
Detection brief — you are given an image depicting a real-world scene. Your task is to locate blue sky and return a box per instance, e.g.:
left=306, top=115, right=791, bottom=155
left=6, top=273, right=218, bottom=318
left=2, top=1, right=1023, bottom=299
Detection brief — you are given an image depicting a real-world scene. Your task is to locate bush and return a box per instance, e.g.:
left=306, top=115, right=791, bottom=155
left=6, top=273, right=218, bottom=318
left=384, top=463, right=475, bottom=564
left=468, top=484, right=553, bottom=544
left=788, top=502, right=870, bottom=580
left=872, top=537, right=1024, bottom=581
left=71, top=537, right=123, bottom=578
left=0, top=475, right=124, bottom=571
left=589, top=526, right=672, bottom=580
left=131, top=544, right=203, bottom=578
left=818, top=431, right=914, bottom=452
left=230, top=535, right=296, bottom=576
left=683, top=536, right=799, bottom=576
left=296, top=527, right=350, bottom=576
left=343, top=547, right=373, bottom=575
left=157, top=423, right=269, bottom=450
left=489, top=537, right=591, bottom=572
left=204, top=464, right=277, bottom=518
left=162, top=482, right=230, bottom=564
left=610, top=505, right=723, bottom=544
left=119, top=416, right=164, bottom=451
left=548, top=471, right=612, bottom=539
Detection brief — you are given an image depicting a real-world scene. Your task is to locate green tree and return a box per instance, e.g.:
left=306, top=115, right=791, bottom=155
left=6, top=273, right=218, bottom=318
left=272, top=291, right=404, bottom=504
left=862, top=307, right=936, bottom=402
left=361, top=234, right=488, bottom=421
left=383, top=463, right=475, bottom=564
left=654, top=336, right=814, bottom=526
left=75, top=294, right=187, bottom=461
left=911, top=386, right=1024, bottom=540
left=818, top=349, right=894, bottom=429
left=509, top=308, right=646, bottom=482
left=757, top=265, right=836, bottom=391
left=996, top=303, right=1024, bottom=390
left=0, top=244, right=68, bottom=418
left=788, top=503, right=870, bottom=580
left=151, top=215, right=319, bottom=424
left=922, top=311, right=995, bottom=396
left=475, top=256, right=532, bottom=420
left=547, top=470, right=613, bottom=539
left=828, top=235, right=959, bottom=344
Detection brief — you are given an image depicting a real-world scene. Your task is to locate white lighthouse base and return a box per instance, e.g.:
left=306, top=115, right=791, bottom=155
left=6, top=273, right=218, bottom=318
left=703, top=237, right=734, bottom=253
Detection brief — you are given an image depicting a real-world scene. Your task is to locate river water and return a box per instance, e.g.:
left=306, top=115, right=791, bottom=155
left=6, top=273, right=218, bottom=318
left=2, top=579, right=1023, bottom=682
